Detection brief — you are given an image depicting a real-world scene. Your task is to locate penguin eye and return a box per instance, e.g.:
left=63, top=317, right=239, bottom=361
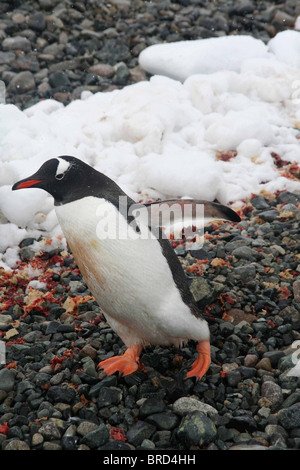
left=55, top=173, right=64, bottom=180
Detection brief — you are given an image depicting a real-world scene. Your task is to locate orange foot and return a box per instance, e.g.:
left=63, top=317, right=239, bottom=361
left=185, top=339, right=211, bottom=380
left=99, top=345, right=143, bottom=377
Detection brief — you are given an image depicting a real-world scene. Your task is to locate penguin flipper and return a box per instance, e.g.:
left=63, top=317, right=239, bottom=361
left=130, top=199, right=241, bottom=240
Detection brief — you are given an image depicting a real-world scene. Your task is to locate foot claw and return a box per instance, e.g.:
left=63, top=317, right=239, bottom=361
left=185, top=339, right=211, bottom=380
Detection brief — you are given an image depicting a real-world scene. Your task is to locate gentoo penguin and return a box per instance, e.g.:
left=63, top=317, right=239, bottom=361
left=12, top=156, right=240, bottom=380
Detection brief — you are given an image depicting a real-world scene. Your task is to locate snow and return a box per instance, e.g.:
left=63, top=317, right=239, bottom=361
left=1, top=30, right=300, bottom=269
left=268, top=30, right=300, bottom=69
left=139, top=35, right=271, bottom=81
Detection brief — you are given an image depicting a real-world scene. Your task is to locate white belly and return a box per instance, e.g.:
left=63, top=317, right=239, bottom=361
left=55, top=197, right=209, bottom=347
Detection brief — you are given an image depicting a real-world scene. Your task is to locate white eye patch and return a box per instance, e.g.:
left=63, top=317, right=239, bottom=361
left=56, top=158, right=71, bottom=179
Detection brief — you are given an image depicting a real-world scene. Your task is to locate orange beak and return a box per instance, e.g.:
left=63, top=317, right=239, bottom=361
left=14, top=179, right=45, bottom=189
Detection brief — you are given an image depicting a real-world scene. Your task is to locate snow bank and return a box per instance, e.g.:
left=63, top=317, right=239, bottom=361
left=1, top=31, right=300, bottom=268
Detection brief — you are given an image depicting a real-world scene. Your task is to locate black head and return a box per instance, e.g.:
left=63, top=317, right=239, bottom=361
left=12, top=155, right=125, bottom=205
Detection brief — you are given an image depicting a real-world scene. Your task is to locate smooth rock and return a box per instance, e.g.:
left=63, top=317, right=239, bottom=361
left=278, top=403, right=300, bottom=430
left=81, top=424, right=110, bottom=449
left=261, top=381, right=283, bottom=412
left=0, top=368, right=17, bottom=393
left=173, top=397, right=218, bottom=418
left=176, top=411, right=217, bottom=447
left=2, top=36, right=31, bottom=52
left=126, top=421, right=156, bottom=447
left=7, top=71, right=36, bottom=94
left=28, top=12, right=46, bottom=32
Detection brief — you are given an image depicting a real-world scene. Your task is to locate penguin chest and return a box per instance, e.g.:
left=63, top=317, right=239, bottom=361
left=55, top=197, right=174, bottom=317
left=55, top=197, right=208, bottom=346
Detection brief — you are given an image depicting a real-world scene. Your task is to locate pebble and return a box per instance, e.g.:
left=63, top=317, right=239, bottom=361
left=293, top=279, right=300, bottom=303
left=261, top=381, right=283, bottom=412
left=278, top=403, right=300, bottom=430
left=0, top=369, right=17, bottom=393
left=255, top=358, right=273, bottom=372
left=139, top=397, right=166, bottom=418
left=1, top=0, right=300, bottom=451
left=176, top=411, right=217, bottom=448
left=145, top=412, right=179, bottom=431
left=80, top=424, right=110, bottom=449
left=28, top=12, right=47, bottom=32
left=2, top=36, right=31, bottom=53
left=258, top=210, right=278, bottom=222
left=39, top=421, right=62, bottom=440
left=7, top=71, right=36, bottom=94
left=172, top=397, right=218, bottom=418
left=3, top=440, right=31, bottom=450
left=231, top=264, right=256, bottom=283
left=88, top=63, right=115, bottom=78
left=126, top=421, right=156, bottom=447
left=46, top=385, right=77, bottom=404
left=244, top=354, right=259, bottom=367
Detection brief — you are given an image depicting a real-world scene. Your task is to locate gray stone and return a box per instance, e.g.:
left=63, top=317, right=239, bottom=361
left=232, top=246, right=256, bottom=260
left=77, top=421, right=98, bottom=436
left=43, top=442, right=62, bottom=450
left=265, top=424, right=288, bottom=438
left=81, top=424, right=110, bottom=449
left=278, top=403, right=300, bottom=429
left=28, top=12, right=47, bottom=32
left=39, top=421, right=62, bottom=440
left=281, top=391, right=300, bottom=409
left=49, top=71, right=71, bottom=89
left=257, top=210, right=278, bottom=222
left=7, top=71, right=36, bottom=94
left=95, top=39, right=130, bottom=65
left=228, top=413, right=257, bottom=432
left=279, top=306, right=300, bottom=325
left=112, top=63, right=130, bottom=86
left=219, top=321, right=235, bottom=336
left=32, top=432, right=44, bottom=446
left=190, top=278, right=210, bottom=303
left=176, top=411, right=217, bottom=447
left=23, top=330, right=42, bottom=342
left=231, top=264, right=256, bottom=282
left=38, top=0, right=55, bottom=9
left=262, top=351, right=285, bottom=368
left=139, top=397, right=166, bottom=418
left=277, top=191, right=300, bottom=205
left=226, top=369, right=242, bottom=387
left=229, top=0, right=255, bottom=15
left=173, top=397, right=218, bottom=418
left=145, top=412, right=179, bottom=431
left=2, top=36, right=31, bottom=52
left=0, top=368, right=17, bottom=393
left=89, top=63, right=115, bottom=78
left=272, top=10, right=296, bottom=28
left=3, top=440, right=30, bottom=450
left=47, top=385, right=77, bottom=404
left=244, top=354, right=258, bottom=367
left=0, top=313, right=13, bottom=324
left=293, top=279, right=300, bottom=303
left=126, top=421, right=156, bottom=446
left=97, top=386, right=122, bottom=408
left=0, top=51, right=15, bottom=65
left=251, top=196, right=270, bottom=210
left=140, top=438, right=155, bottom=450
left=225, top=238, right=251, bottom=253
left=229, top=444, right=268, bottom=450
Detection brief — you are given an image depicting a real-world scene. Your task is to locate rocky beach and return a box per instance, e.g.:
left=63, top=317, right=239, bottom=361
left=1, top=0, right=300, bottom=452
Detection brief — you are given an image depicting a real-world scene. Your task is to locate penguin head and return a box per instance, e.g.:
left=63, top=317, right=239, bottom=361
left=12, top=156, right=108, bottom=205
